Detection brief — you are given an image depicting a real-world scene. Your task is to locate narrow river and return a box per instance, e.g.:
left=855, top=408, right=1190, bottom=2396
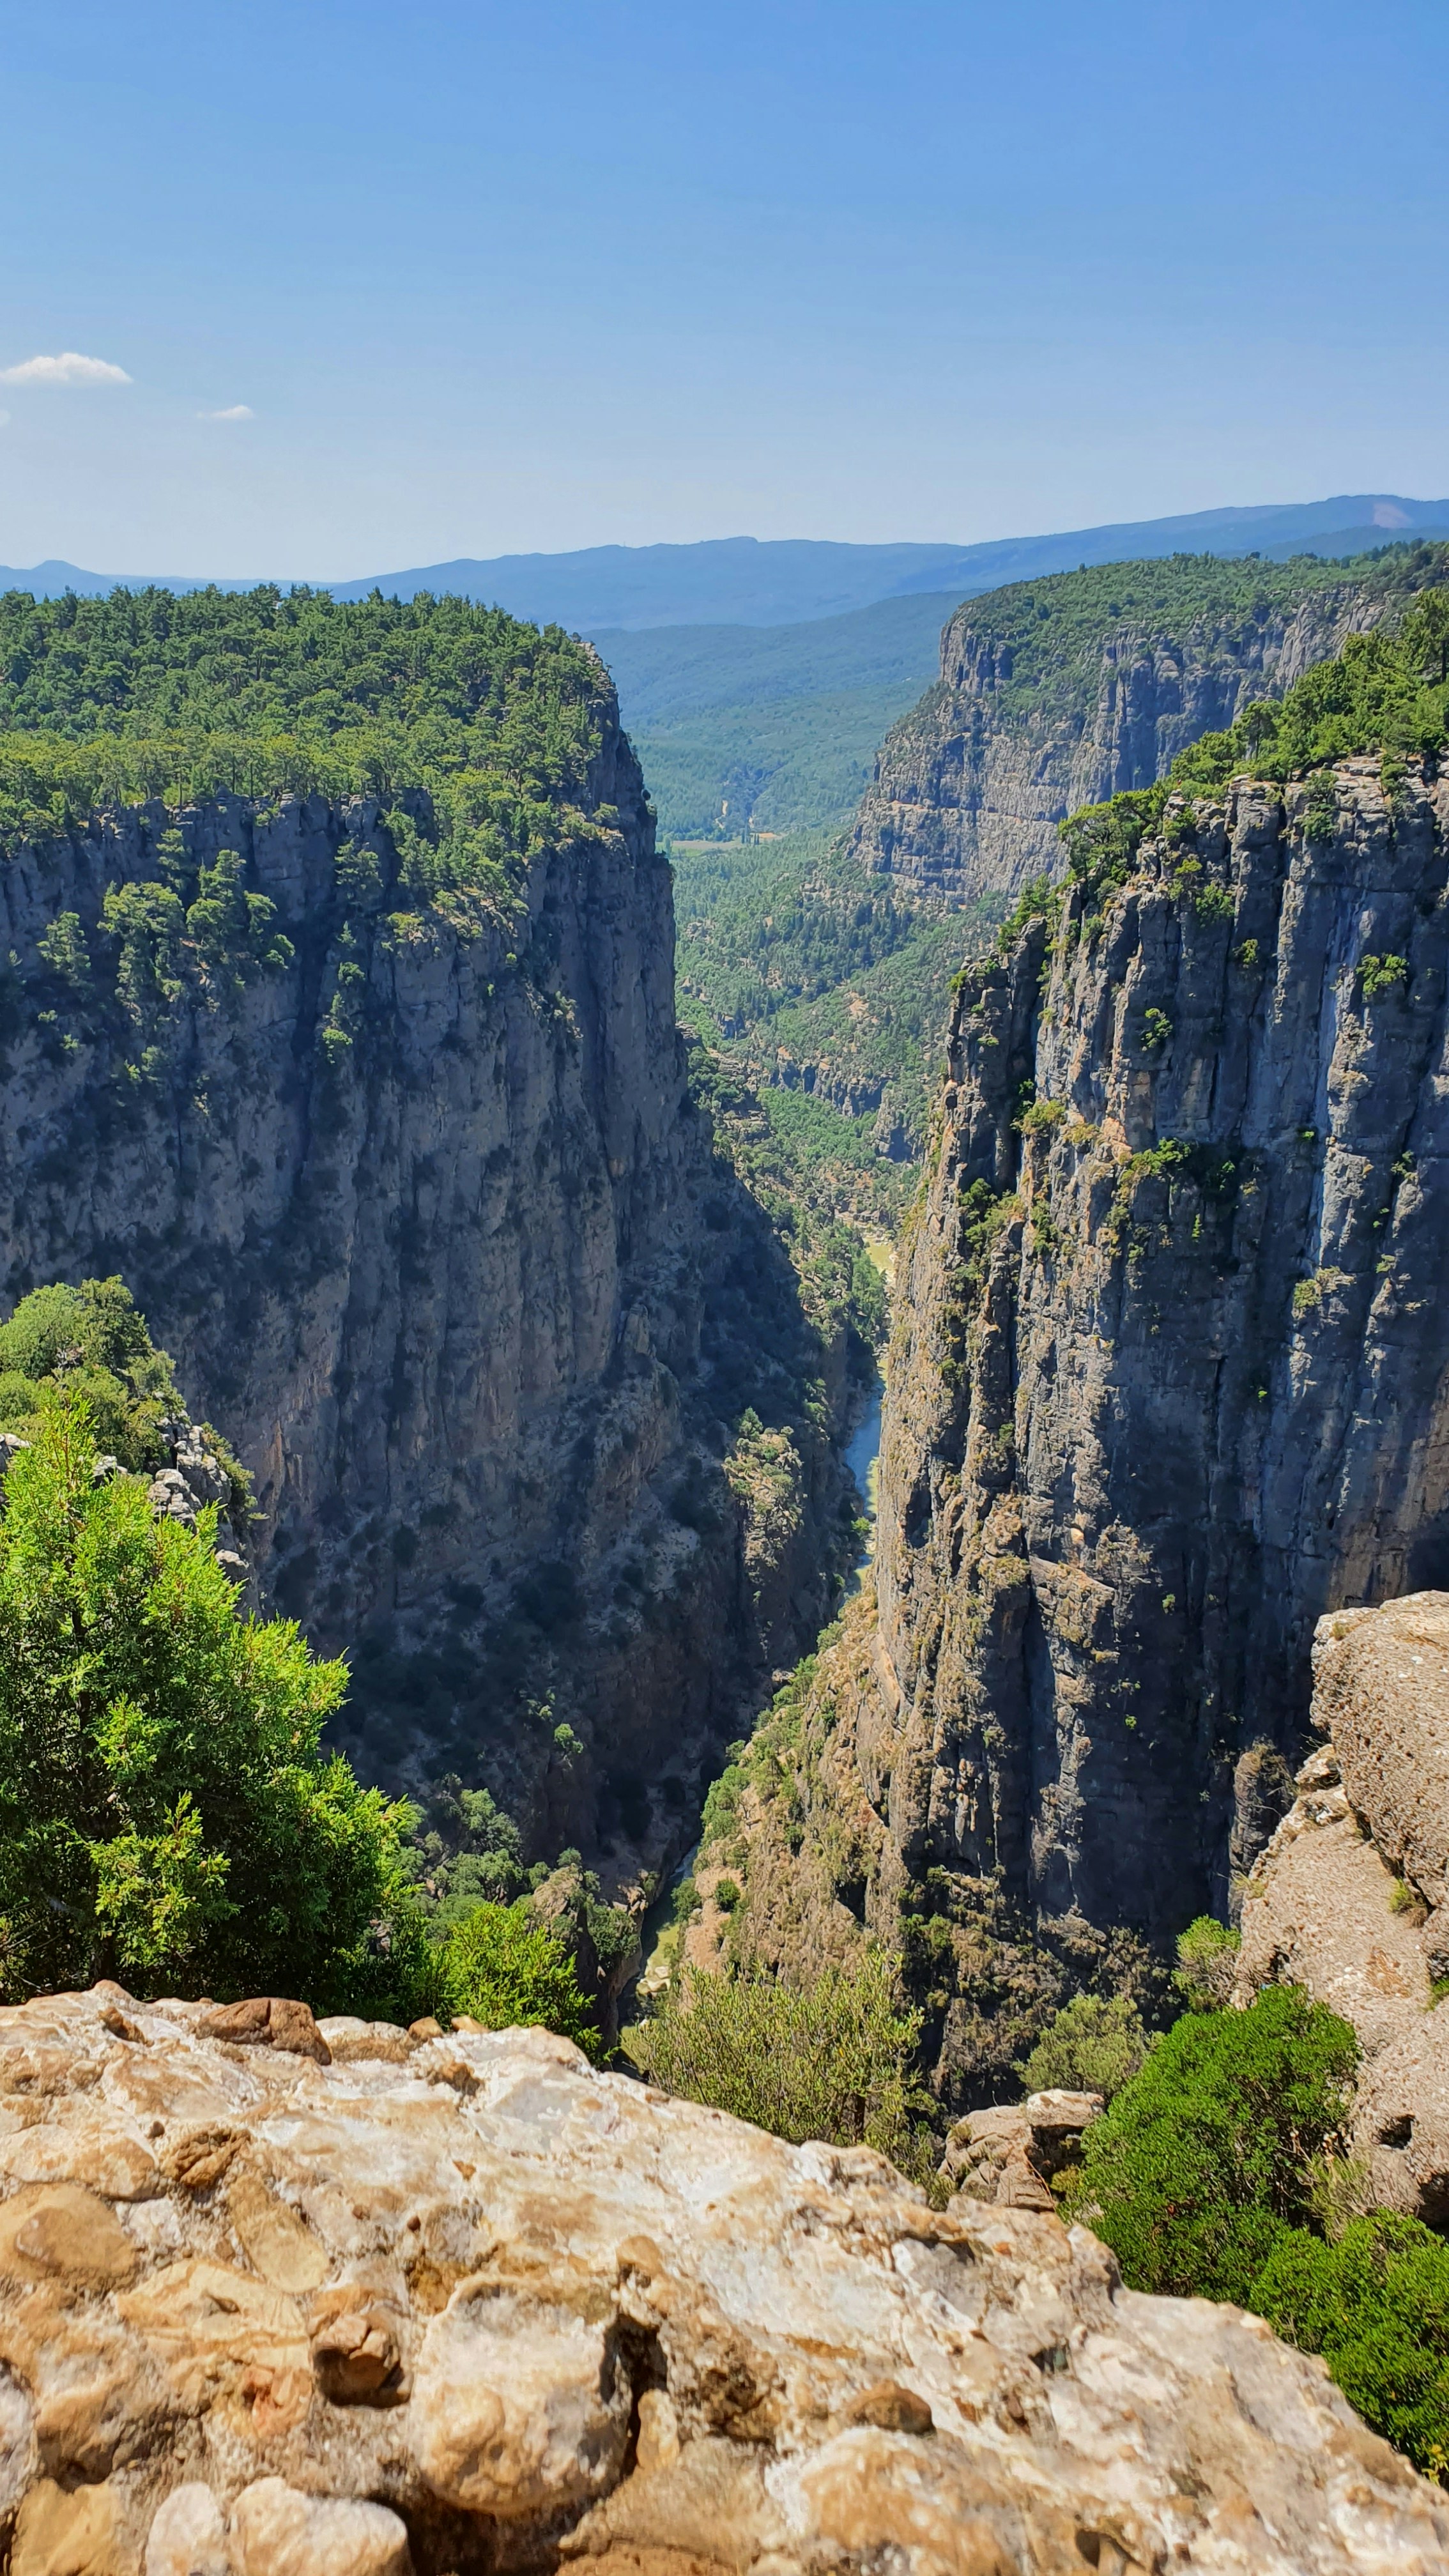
left=845, top=1374, right=883, bottom=1582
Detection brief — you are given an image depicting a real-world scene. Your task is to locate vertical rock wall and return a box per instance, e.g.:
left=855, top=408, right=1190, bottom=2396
left=710, top=753, right=1449, bottom=2106
left=850, top=584, right=1372, bottom=902
left=872, top=755, right=1449, bottom=1947
left=0, top=703, right=852, bottom=1859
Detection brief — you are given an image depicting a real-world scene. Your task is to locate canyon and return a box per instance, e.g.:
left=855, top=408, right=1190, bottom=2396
left=850, top=561, right=1384, bottom=903
left=0, top=655, right=861, bottom=1876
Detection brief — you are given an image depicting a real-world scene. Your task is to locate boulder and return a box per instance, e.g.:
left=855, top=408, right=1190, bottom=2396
left=1312, top=1593, right=1449, bottom=1915
left=941, top=2091, right=1103, bottom=2209
left=0, top=1984, right=1438, bottom=2572
left=194, top=1998, right=331, bottom=2065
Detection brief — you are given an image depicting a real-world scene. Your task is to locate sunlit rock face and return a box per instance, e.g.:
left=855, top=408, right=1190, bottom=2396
left=852, top=581, right=1370, bottom=902
left=1238, top=1593, right=1449, bottom=2227
left=870, top=757, right=1449, bottom=1954
left=0, top=1984, right=1441, bottom=2573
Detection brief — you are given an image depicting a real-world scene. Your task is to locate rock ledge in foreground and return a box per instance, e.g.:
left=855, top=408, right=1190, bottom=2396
left=0, top=1986, right=1440, bottom=2573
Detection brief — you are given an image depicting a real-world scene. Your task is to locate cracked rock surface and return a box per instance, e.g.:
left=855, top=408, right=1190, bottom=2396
left=0, top=1986, right=1443, bottom=2573
left=1239, top=1594, right=1449, bottom=2226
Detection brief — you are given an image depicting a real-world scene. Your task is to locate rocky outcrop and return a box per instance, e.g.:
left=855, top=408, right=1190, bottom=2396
left=1, top=1407, right=252, bottom=1584
left=0, top=1983, right=1441, bottom=2573
left=0, top=696, right=854, bottom=1869
left=1238, top=1595, right=1449, bottom=2225
left=852, top=576, right=1374, bottom=903
left=715, top=755, right=1449, bottom=2103
left=940, top=2092, right=1103, bottom=2211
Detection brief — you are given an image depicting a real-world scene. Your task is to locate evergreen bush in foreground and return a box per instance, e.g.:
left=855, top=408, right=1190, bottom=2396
left=1062, top=1984, right=1358, bottom=2305
left=0, top=1392, right=411, bottom=2014
left=1252, top=2212, right=1449, bottom=2483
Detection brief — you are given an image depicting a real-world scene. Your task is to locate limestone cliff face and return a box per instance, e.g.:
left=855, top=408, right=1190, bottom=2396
left=871, top=756, right=1449, bottom=1937
left=852, top=583, right=1371, bottom=902
left=716, top=756, right=1449, bottom=2100
left=0, top=696, right=850, bottom=1860
left=0, top=1983, right=1441, bottom=2574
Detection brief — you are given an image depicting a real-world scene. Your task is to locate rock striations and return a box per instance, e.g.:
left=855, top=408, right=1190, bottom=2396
left=851, top=578, right=1374, bottom=903
left=0, top=1983, right=1441, bottom=2573
left=0, top=684, right=850, bottom=1859
left=711, top=753, right=1449, bottom=2102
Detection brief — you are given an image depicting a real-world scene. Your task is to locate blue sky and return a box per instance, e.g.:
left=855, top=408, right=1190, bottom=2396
left=4, top=0, right=1447, bottom=574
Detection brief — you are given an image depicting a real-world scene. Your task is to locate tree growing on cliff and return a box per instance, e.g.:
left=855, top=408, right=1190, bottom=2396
left=0, top=1392, right=411, bottom=2012
left=1015, top=1991, right=1149, bottom=2101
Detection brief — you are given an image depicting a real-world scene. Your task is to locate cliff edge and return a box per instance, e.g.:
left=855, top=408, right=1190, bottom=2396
left=0, top=1985, right=1439, bottom=2572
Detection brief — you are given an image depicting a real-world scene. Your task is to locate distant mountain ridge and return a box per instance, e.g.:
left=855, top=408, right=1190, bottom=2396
left=4, top=494, right=1449, bottom=630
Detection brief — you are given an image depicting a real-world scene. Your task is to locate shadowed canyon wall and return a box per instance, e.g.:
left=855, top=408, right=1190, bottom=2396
left=0, top=698, right=857, bottom=1866
left=710, top=755, right=1449, bottom=2106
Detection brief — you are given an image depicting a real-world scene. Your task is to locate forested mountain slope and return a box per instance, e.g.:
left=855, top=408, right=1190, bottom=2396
left=597, top=592, right=958, bottom=836
left=0, top=587, right=875, bottom=1875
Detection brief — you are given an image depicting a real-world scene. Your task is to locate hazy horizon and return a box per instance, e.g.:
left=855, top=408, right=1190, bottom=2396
left=4, top=1, right=1445, bottom=575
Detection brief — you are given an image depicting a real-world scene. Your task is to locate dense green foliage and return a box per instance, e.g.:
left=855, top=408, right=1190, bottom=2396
left=0, top=1276, right=251, bottom=1525
left=634, top=1950, right=927, bottom=2166
left=601, top=589, right=953, bottom=835
left=399, top=1775, right=525, bottom=1924
left=1064, top=1985, right=1359, bottom=2304
left=1015, top=1991, right=1150, bottom=2100
left=1057, top=1983, right=1449, bottom=2479
left=675, top=823, right=1000, bottom=1227
left=1252, top=2213, right=1449, bottom=2481
left=440, top=1899, right=600, bottom=2059
left=0, top=585, right=608, bottom=862
left=1175, top=601, right=1449, bottom=790
left=0, top=1276, right=179, bottom=1473
left=0, top=1392, right=412, bottom=2011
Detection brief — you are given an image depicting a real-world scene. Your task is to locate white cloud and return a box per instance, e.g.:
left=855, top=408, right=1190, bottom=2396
left=198, top=404, right=256, bottom=421
left=0, top=351, right=131, bottom=387
left=0, top=411, right=10, bottom=429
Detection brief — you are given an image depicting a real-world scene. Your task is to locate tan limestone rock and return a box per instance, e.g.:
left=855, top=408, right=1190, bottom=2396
left=195, top=1999, right=331, bottom=2066
left=1239, top=1597, right=1449, bottom=2225
left=0, top=1983, right=1434, bottom=2572
left=1312, top=1592, right=1449, bottom=1907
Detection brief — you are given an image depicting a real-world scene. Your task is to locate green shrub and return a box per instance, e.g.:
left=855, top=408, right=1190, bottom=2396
left=1015, top=1991, right=1149, bottom=2101
left=441, top=1900, right=599, bottom=2058
left=0, top=1277, right=181, bottom=1473
left=634, top=1952, right=927, bottom=2168
left=1174, top=1914, right=1240, bottom=2011
left=1358, top=952, right=1408, bottom=1000
left=1063, top=1986, right=1358, bottom=2304
left=1252, top=2214, right=1449, bottom=2482
left=0, top=1390, right=413, bottom=2012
